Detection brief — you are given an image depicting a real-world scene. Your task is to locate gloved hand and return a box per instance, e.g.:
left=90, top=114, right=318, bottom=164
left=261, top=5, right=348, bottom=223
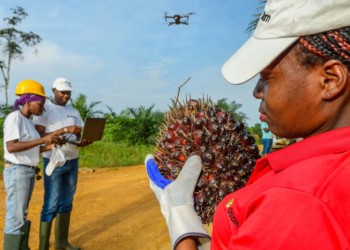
left=145, top=154, right=211, bottom=250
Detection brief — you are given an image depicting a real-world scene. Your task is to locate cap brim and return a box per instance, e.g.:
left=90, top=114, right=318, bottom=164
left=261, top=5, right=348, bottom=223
left=54, top=86, right=73, bottom=91
left=222, top=36, right=299, bottom=85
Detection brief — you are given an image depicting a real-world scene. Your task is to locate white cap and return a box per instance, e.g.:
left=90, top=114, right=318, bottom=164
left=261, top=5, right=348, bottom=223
left=222, top=0, right=350, bottom=85
left=52, top=77, right=73, bottom=91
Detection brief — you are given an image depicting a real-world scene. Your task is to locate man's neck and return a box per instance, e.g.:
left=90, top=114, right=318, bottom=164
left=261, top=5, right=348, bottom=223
left=52, top=100, right=66, bottom=107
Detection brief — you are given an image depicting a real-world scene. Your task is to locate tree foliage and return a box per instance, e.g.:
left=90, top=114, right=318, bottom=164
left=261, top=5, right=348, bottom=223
left=0, top=6, right=42, bottom=106
left=245, top=0, right=267, bottom=35
left=214, top=98, right=249, bottom=123
left=69, top=93, right=103, bottom=121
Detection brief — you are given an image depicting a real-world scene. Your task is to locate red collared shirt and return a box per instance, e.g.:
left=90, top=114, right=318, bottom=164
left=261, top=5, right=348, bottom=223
left=211, top=127, right=350, bottom=250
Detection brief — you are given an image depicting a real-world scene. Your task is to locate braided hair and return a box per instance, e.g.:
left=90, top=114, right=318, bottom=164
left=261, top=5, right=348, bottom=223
left=297, top=27, right=350, bottom=71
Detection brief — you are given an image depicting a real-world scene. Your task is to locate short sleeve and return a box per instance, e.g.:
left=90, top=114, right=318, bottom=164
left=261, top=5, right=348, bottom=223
left=32, top=108, right=47, bottom=127
left=225, top=188, right=346, bottom=249
left=4, top=113, right=21, bottom=142
left=76, top=111, right=84, bottom=127
left=260, top=122, right=266, bottom=130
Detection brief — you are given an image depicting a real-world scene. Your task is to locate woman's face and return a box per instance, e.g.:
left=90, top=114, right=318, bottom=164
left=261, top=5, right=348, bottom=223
left=28, top=100, right=46, bottom=116
left=253, top=45, right=326, bottom=139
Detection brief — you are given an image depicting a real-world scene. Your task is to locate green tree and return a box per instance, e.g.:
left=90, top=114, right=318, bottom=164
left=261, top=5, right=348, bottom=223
left=0, top=6, right=42, bottom=106
left=214, top=98, right=249, bottom=123
left=245, top=0, right=267, bottom=35
left=69, top=93, right=103, bottom=121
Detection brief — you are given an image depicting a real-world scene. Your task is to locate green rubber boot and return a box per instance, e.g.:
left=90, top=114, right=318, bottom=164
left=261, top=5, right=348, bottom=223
left=20, top=220, right=31, bottom=250
left=39, top=221, right=52, bottom=250
left=4, top=233, right=23, bottom=250
left=54, top=213, right=80, bottom=250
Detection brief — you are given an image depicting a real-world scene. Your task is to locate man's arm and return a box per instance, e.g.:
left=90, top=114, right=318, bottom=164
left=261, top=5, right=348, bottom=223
left=35, top=125, right=82, bottom=137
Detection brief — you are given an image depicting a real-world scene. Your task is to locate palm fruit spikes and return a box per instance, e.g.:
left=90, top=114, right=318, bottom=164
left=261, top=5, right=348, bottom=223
left=154, top=96, right=260, bottom=224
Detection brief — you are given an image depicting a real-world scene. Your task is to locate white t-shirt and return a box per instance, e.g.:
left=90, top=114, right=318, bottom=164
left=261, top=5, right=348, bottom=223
left=32, top=102, right=84, bottom=160
left=3, top=111, right=41, bottom=166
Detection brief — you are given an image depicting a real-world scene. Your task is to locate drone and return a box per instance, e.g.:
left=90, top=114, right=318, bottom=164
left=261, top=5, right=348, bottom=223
left=164, top=12, right=195, bottom=26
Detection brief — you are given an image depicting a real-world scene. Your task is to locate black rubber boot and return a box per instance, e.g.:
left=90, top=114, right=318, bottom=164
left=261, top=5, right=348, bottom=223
left=20, top=220, right=31, bottom=250
left=54, top=213, right=80, bottom=250
left=4, top=233, right=23, bottom=250
left=39, top=221, right=52, bottom=250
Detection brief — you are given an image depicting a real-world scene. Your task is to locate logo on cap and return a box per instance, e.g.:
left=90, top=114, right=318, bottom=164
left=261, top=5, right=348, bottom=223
left=261, top=12, right=271, bottom=23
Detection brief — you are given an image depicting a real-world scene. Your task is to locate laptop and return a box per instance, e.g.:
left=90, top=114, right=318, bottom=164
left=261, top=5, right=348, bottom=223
left=66, top=118, right=106, bottom=144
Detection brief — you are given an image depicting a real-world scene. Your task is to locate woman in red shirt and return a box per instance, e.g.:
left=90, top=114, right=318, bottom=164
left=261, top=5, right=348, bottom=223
left=145, top=0, right=350, bottom=249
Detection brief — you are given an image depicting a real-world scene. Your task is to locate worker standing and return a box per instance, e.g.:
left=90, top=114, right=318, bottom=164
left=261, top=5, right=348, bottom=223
left=145, top=0, right=350, bottom=249
left=33, top=78, right=91, bottom=250
left=260, top=120, right=273, bottom=156
left=3, top=80, right=59, bottom=250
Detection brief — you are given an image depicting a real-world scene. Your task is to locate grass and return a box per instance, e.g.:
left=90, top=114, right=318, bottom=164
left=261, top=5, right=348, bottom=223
left=0, top=139, right=154, bottom=172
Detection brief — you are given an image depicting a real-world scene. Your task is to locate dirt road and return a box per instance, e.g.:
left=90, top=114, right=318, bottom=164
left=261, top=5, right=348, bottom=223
left=0, top=166, right=213, bottom=250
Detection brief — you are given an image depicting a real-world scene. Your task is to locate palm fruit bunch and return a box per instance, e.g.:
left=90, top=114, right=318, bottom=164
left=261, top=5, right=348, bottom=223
left=154, top=96, right=260, bottom=224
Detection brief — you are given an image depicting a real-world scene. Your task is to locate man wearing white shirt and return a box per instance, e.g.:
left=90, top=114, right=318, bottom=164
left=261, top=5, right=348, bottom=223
left=33, top=78, right=90, bottom=250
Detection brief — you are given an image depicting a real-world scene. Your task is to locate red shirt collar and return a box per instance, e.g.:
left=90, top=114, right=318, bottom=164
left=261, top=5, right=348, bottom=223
left=266, top=126, right=350, bottom=172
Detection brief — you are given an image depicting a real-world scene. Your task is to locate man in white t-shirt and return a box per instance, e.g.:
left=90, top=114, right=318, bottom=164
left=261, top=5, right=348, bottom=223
left=33, top=78, right=91, bottom=250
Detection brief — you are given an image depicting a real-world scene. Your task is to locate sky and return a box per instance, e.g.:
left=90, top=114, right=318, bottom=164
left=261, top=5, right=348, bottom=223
left=0, top=0, right=263, bottom=126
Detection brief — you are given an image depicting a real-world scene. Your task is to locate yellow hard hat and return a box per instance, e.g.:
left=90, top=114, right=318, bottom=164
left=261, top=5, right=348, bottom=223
left=15, top=80, right=48, bottom=98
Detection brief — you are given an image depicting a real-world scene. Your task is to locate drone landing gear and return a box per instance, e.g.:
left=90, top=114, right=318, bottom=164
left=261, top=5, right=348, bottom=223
left=180, top=22, right=188, bottom=25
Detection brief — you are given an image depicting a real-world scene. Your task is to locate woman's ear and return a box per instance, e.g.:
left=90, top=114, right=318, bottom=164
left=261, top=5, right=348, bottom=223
left=321, top=59, right=349, bottom=100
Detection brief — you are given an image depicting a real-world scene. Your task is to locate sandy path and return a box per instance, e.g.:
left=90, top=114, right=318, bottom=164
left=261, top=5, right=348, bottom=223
left=0, top=165, right=212, bottom=250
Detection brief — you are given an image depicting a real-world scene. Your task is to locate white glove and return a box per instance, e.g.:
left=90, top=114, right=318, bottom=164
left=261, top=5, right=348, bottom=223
left=145, top=154, right=211, bottom=250
left=46, top=145, right=66, bottom=176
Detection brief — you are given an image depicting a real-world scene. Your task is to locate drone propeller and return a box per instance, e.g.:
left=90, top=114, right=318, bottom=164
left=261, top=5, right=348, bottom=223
left=187, top=12, right=195, bottom=16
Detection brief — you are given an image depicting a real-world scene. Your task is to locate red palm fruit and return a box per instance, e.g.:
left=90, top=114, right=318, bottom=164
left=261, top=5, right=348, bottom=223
left=168, top=123, right=180, bottom=131
left=208, top=174, right=221, bottom=188
left=217, top=188, right=226, bottom=201
left=245, top=144, right=259, bottom=154
left=217, top=116, right=227, bottom=125
left=208, top=135, right=219, bottom=147
left=171, top=164, right=183, bottom=178
left=196, top=193, right=207, bottom=206
left=165, top=131, right=176, bottom=143
left=198, top=143, right=208, bottom=153
left=234, top=152, right=248, bottom=164
left=248, top=158, right=256, bottom=167
left=230, top=122, right=242, bottom=134
left=154, top=151, right=163, bottom=162
left=213, top=142, right=228, bottom=156
left=208, top=193, right=217, bottom=205
left=233, top=175, right=242, bottom=186
left=171, top=150, right=186, bottom=162
left=198, top=175, right=209, bottom=188
left=165, top=142, right=175, bottom=152
left=181, top=117, right=192, bottom=129
left=157, top=163, right=164, bottom=170
left=223, top=181, right=236, bottom=194
left=203, top=186, right=215, bottom=197
left=222, top=171, right=235, bottom=181
left=209, top=117, right=218, bottom=125
left=223, top=153, right=233, bottom=164
left=214, top=161, right=228, bottom=173
left=241, top=134, right=256, bottom=146
left=174, top=138, right=186, bottom=147
left=155, top=97, right=260, bottom=225
left=228, top=141, right=238, bottom=152
left=185, top=143, right=198, bottom=154
left=193, top=119, right=204, bottom=130
left=216, top=111, right=228, bottom=119
left=176, top=126, right=190, bottom=135
left=202, top=150, right=216, bottom=165
left=242, top=163, right=252, bottom=172
left=212, top=201, right=220, bottom=214
left=201, top=118, right=209, bottom=128
left=188, top=99, right=199, bottom=112
left=193, top=130, right=205, bottom=144
left=198, top=110, right=207, bottom=119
